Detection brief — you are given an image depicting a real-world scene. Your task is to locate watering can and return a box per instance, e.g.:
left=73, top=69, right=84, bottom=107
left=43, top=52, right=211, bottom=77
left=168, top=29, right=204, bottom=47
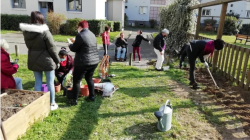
left=154, top=100, right=173, bottom=132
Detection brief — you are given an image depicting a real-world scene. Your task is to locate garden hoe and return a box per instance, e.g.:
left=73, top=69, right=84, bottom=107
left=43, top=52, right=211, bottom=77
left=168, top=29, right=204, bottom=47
left=206, top=67, right=219, bottom=89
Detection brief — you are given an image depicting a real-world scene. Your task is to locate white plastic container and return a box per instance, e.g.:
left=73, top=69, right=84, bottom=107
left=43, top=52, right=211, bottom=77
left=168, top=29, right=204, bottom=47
left=163, top=66, right=170, bottom=71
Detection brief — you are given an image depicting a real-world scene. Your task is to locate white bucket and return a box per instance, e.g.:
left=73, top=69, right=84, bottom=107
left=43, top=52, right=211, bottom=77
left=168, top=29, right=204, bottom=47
left=163, top=66, right=170, bottom=71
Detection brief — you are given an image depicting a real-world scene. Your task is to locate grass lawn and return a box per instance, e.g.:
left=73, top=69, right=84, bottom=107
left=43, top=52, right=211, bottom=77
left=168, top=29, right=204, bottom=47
left=1, top=30, right=19, bottom=34
left=53, top=32, right=120, bottom=44
left=10, top=54, right=222, bottom=140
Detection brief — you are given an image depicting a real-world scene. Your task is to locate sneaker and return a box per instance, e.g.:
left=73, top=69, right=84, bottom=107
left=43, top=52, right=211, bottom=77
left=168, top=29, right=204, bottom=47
left=50, top=103, right=58, bottom=111
left=139, top=61, right=140, bottom=63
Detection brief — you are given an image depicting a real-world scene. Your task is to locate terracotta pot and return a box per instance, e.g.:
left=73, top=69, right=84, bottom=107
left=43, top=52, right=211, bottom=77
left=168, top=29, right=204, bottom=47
left=93, top=78, right=101, bottom=83
left=55, top=83, right=61, bottom=93
left=80, top=85, right=89, bottom=96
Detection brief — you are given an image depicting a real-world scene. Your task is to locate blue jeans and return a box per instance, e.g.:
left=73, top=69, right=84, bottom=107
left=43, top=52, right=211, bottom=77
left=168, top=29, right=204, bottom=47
left=14, top=77, right=23, bottom=90
left=117, top=47, right=126, bottom=59
left=33, top=71, right=55, bottom=104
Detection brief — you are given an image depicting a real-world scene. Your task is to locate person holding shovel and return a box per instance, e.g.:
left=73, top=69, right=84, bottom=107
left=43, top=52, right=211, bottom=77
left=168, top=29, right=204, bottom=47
left=179, top=39, right=225, bottom=89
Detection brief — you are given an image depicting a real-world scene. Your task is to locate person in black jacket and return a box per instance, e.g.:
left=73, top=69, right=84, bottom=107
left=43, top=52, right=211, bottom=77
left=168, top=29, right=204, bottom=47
left=115, top=33, right=128, bottom=61
left=69, top=20, right=99, bottom=105
left=180, top=39, right=225, bottom=89
left=132, top=30, right=151, bottom=62
left=153, top=29, right=169, bottom=71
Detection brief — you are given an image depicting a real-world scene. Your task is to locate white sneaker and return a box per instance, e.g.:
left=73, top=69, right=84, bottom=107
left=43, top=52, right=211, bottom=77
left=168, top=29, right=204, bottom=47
left=139, top=61, right=140, bottom=63
left=50, top=103, right=58, bottom=111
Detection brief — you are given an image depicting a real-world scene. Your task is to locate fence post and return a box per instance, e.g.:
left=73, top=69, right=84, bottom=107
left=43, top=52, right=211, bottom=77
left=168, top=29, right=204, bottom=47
left=129, top=53, right=132, bottom=66
left=212, top=2, right=228, bottom=72
left=195, top=7, right=202, bottom=39
left=15, top=45, right=19, bottom=57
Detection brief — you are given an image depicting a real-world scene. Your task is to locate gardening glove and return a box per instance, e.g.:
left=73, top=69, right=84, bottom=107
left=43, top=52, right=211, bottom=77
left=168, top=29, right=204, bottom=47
left=13, top=64, right=19, bottom=69
left=68, top=70, right=73, bottom=75
left=203, top=54, right=210, bottom=60
left=56, top=64, right=60, bottom=70
left=148, top=41, right=151, bottom=44
left=203, top=62, right=209, bottom=68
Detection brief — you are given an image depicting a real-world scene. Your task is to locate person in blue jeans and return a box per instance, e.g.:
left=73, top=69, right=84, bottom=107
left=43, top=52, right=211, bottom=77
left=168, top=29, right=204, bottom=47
left=20, top=11, right=60, bottom=111
left=115, top=33, right=128, bottom=61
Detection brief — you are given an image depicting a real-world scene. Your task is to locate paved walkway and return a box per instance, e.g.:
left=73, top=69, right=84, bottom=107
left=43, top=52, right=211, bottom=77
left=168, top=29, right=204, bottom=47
left=2, top=30, right=157, bottom=69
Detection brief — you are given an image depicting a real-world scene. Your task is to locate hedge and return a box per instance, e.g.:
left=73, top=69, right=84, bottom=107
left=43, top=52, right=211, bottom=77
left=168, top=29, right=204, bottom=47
left=1, top=14, right=30, bottom=30
left=88, top=20, right=107, bottom=36
left=114, top=21, right=121, bottom=31
left=63, top=18, right=82, bottom=35
left=240, top=24, right=250, bottom=35
left=107, top=21, right=114, bottom=32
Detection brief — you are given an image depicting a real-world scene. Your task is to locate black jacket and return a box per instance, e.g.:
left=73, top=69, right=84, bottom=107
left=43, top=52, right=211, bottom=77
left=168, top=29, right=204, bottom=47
left=20, top=23, right=60, bottom=71
left=115, top=37, right=128, bottom=48
left=132, top=34, right=149, bottom=47
left=153, top=33, right=165, bottom=52
left=69, top=28, right=99, bottom=66
left=189, top=40, right=212, bottom=63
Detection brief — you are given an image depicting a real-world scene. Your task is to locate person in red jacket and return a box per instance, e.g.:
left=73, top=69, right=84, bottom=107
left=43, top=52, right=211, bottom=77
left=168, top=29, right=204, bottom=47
left=1, top=39, right=23, bottom=90
left=102, top=26, right=110, bottom=55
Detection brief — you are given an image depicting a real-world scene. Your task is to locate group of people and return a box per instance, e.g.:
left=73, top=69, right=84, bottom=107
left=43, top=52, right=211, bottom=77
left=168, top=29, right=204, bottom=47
left=1, top=11, right=226, bottom=111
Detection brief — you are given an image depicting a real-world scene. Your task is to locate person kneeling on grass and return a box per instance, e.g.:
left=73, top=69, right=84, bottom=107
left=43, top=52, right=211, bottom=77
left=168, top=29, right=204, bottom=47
left=1, top=39, right=23, bottom=91
left=179, top=39, right=225, bottom=89
left=55, top=47, right=74, bottom=89
left=115, top=33, right=128, bottom=61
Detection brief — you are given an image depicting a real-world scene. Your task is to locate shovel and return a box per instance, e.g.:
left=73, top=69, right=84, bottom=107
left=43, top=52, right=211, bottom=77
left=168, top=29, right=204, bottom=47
left=206, top=68, right=219, bottom=89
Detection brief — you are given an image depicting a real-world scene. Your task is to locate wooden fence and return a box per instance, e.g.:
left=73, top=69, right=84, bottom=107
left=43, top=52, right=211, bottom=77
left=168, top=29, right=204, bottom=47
left=190, top=34, right=250, bottom=91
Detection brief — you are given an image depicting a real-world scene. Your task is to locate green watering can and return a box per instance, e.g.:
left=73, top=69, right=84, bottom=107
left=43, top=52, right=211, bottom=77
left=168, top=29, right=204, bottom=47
left=154, top=100, right=173, bottom=132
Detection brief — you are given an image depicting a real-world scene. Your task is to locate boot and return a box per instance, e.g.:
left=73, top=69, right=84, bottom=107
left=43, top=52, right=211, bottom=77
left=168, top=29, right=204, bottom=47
left=192, top=83, right=200, bottom=90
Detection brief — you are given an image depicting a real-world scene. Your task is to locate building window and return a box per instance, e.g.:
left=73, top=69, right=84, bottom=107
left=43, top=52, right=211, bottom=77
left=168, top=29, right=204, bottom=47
left=125, top=0, right=128, bottom=3
left=150, top=0, right=166, bottom=5
left=231, top=4, right=233, bottom=7
left=12, top=0, right=26, bottom=8
left=202, top=9, right=211, bottom=16
left=149, top=7, right=161, bottom=21
left=139, top=6, right=148, bottom=14
left=67, top=0, right=82, bottom=11
left=125, top=6, right=128, bottom=9
left=246, top=10, right=250, bottom=18
left=229, top=10, right=234, bottom=13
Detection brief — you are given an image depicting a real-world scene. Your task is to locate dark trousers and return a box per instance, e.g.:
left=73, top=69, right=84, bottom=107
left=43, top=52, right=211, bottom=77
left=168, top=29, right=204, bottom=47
left=179, top=44, right=188, bottom=68
left=186, top=46, right=197, bottom=84
left=55, top=72, right=67, bottom=85
left=103, top=44, right=109, bottom=55
left=133, top=47, right=141, bottom=61
left=72, top=64, right=98, bottom=100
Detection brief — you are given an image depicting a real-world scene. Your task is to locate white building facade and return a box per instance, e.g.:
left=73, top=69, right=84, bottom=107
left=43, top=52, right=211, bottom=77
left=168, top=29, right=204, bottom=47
left=1, top=0, right=125, bottom=27
left=200, top=0, right=250, bottom=25
left=125, top=0, right=171, bottom=26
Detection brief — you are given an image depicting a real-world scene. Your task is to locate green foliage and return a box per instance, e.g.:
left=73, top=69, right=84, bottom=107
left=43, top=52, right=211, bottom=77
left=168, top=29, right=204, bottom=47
left=240, top=24, right=250, bottom=35
left=159, top=0, right=199, bottom=54
left=47, top=12, right=66, bottom=35
left=149, top=19, right=157, bottom=28
left=114, top=21, right=121, bottom=31
left=223, top=16, right=243, bottom=35
left=107, top=21, right=114, bottom=32
left=63, top=18, right=82, bottom=36
left=226, top=12, right=240, bottom=19
left=88, top=20, right=107, bottom=36
left=124, top=13, right=128, bottom=26
left=203, top=19, right=217, bottom=27
left=1, top=14, right=30, bottom=30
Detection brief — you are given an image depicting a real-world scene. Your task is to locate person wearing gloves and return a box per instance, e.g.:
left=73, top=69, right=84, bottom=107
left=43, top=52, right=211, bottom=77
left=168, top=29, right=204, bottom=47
left=20, top=11, right=60, bottom=111
left=153, top=29, right=169, bottom=71
left=179, top=39, right=225, bottom=89
left=102, top=26, right=110, bottom=55
left=115, top=33, right=128, bottom=61
left=69, top=20, right=99, bottom=105
left=132, top=30, right=151, bottom=62
left=55, top=47, right=74, bottom=88
left=1, top=39, right=23, bottom=90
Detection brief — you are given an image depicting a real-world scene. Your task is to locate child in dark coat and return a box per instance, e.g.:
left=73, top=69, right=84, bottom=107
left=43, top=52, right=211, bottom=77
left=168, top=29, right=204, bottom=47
left=55, top=47, right=74, bottom=86
left=179, top=39, right=225, bottom=89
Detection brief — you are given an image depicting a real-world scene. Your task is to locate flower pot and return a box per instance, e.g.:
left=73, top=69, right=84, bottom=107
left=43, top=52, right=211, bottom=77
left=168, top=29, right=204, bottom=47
left=93, top=78, right=101, bottom=83
left=55, top=83, right=61, bottom=93
left=80, top=85, right=89, bottom=96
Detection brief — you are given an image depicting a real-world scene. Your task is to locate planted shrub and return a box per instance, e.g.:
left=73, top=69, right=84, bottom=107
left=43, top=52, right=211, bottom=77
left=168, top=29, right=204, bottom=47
left=47, top=12, right=66, bottom=34
left=226, top=12, right=240, bottom=19
left=239, top=24, right=250, bottom=35
left=1, top=14, right=30, bottom=30
left=88, top=20, right=107, bottom=36
left=107, top=21, right=114, bottom=32
left=205, top=24, right=214, bottom=31
left=223, top=16, right=242, bottom=35
left=203, top=19, right=217, bottom=27
left=114, top=21, right=121, bottom=31
left=64, top=18, right=82, bottom=36
left=149, top=19, right=157, bottom=28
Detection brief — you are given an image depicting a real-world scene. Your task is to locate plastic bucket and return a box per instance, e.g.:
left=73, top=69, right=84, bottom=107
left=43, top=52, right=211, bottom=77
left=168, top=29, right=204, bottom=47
left=80, top=85, right=89, bottom=96
left=93, top=78, right=101, bottom=83
left=163, top=66, right=170, bottom=71
left=55, top=83, right=61, bottom=93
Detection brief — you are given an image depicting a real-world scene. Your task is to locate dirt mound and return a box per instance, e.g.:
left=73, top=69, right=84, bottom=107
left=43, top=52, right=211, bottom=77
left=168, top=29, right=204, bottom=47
left=1, top=90, right=42, bottom=121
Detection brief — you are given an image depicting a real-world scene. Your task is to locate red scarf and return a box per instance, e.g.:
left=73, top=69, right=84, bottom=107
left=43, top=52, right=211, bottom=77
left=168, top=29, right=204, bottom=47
left=203, top=41, right=215, bottom=57
left=60, top=57, right=67, bottom=67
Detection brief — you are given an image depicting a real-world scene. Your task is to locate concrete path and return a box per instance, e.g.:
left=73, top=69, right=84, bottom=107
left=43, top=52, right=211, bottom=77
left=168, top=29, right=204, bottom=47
left=2, top=30, right=157, bottom=69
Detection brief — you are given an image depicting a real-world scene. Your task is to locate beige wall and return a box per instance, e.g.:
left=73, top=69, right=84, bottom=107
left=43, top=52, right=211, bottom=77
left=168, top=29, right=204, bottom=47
left=107, top=0, right=125, bottom=28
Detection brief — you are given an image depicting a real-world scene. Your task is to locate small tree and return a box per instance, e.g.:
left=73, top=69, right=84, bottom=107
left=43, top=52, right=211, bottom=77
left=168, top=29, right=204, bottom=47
left=226, top=12, right=240, bottom=19
left=223, top=16, right=242, bottom=35
left=47, top=12, right=66, bottom=35
left=149, top=19, right=157, bottom=28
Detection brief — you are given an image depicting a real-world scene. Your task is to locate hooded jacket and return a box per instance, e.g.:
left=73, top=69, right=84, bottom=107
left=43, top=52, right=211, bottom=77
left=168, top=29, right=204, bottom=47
left=1, top=48, right=19, bottom=89
left=19, top=23, right=60, bottom=71
left=55, top=55, right=74, bottom=74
